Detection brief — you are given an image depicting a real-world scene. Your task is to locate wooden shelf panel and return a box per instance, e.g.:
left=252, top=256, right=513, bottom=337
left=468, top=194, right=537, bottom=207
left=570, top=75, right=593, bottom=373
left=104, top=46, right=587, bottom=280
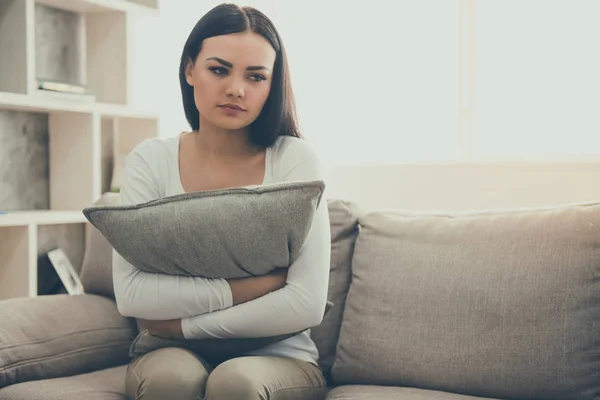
left=0, top=226, right=34, bottom=299
left=0, top=211, right=87, bottom=227
left=0, top=91, right=158, bottom=119
left=35, top=0, right=158, bottom=15
left=0, top=0, right=31, bottom=95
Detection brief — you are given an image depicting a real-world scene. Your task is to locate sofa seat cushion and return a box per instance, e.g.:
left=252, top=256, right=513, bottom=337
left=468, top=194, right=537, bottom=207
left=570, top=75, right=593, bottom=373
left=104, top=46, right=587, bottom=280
left=0, top=365, right=127, bottom=400
left=326, top=385, right=498, bottom=400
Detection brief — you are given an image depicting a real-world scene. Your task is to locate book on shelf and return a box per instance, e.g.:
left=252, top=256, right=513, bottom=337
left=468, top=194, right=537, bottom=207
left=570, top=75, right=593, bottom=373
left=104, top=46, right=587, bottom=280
left=38, top=252, right=65, bottom=295
left=38, top=248, right=85, bottom=296
left=36, top=79, right=96, bottom=102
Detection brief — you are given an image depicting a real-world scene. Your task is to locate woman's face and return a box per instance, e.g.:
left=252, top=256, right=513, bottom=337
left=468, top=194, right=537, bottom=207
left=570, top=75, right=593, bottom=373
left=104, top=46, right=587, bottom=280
left=185, top=31, right=276, bottom=131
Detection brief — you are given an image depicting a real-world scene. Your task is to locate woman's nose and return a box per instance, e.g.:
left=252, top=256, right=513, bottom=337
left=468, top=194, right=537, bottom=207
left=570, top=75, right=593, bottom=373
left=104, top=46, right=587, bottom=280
left=226, top=78, right=245, bottom=98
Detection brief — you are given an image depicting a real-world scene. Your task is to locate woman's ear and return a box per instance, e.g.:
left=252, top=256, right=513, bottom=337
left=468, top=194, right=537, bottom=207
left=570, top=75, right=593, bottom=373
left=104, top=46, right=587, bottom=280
left=185, top=59, right=194, bottom=86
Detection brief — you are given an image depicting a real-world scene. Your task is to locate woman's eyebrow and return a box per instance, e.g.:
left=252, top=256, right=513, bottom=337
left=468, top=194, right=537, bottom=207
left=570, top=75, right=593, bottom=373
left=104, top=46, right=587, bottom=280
left=246, top=65, right=270, bottom=72
left=206, top=57, right=271, bottom=72
left=206, top=57, right=232, bottom=67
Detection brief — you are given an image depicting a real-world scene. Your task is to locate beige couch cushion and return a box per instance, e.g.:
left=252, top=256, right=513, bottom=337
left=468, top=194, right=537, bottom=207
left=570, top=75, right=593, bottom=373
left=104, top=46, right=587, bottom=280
left=0, top=295, right=135, bottom=388
left=326, top=386, right=497, bottom=400
left=80, top=192, right=120, bottom=300
left=310, top=199, right=361, bottom=377
left=0, top=365, right=127, bottom=400
left=331, top=202, right=600, bottom=400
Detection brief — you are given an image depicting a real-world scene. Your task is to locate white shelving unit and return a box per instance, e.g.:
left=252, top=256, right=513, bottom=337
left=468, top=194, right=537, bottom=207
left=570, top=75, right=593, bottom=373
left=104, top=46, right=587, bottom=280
left=36, top=0, right=158, bottom=14
left=0, top=0, right=160, bottom=300
left=0, top=211, right=87, bottom=227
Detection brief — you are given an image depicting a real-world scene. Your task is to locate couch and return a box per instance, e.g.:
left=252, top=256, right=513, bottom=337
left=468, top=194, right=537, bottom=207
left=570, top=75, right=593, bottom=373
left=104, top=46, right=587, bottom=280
left=1, top=188, right=599, bottom=400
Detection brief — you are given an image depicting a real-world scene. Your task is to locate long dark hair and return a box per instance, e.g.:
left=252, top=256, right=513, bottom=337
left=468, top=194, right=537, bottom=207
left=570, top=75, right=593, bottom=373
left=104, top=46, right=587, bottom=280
left=179, top=3, right=301, bottom=147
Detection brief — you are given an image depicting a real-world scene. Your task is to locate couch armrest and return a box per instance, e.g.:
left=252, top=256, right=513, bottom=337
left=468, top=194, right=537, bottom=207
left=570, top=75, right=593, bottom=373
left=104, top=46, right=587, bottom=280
left=0, top=294, right=137, bottom=388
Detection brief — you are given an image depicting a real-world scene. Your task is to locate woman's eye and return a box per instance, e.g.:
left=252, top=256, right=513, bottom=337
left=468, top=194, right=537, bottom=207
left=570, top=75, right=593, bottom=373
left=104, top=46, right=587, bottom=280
left=209, top=67, right=228, bottom=76
left=249, top=74, right=267, bottom=82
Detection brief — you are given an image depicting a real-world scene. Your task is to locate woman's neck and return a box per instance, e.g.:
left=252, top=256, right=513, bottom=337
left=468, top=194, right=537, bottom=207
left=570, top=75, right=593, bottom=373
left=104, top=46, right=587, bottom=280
left=192, top=121, right=259, bottom=160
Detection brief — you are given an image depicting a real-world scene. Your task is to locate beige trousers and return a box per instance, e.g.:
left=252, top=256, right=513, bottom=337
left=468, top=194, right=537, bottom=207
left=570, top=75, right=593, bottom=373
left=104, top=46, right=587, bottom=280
left=125, top=347, right=328, bottom=400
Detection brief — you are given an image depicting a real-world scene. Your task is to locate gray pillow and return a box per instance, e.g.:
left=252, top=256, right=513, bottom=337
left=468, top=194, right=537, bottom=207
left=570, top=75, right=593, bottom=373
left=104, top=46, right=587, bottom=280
left=130, top=301, right=334, bottom=364
left=82, top=180, right=325, bottom=278
left=82, top=180, right=328, bottom=360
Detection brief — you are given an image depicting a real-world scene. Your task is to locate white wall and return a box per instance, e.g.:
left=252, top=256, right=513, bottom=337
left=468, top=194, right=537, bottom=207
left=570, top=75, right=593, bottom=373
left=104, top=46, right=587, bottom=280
left=127, top=0, right=460, bottom=165
left=127, top=1, right=600, bottom=211
left=471, top=1, right=600, bottom=159
left=325, top=161, right=600, bottom=211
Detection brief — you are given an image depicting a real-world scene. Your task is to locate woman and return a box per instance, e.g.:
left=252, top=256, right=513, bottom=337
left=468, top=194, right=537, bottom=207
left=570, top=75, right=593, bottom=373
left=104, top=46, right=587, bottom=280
left=112, top=3, right=331, bottom=400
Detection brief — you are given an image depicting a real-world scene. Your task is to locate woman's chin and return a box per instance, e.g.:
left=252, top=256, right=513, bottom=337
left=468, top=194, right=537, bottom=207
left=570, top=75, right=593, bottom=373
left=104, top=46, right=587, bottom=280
left=211, top=117, right=253, bottom=131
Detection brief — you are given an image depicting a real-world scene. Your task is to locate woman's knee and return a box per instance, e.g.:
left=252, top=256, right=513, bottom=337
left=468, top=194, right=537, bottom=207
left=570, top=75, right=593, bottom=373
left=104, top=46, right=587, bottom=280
left=205, top=358, right=264, bottom=400
left=126, top=348, right=211, bottom=400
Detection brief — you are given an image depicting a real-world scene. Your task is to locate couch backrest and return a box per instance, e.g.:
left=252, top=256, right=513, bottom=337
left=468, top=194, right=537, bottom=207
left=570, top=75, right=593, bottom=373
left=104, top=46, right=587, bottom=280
left=80, top=192, right=120, bottom=299
left=309, top=199, right=361, bottom=378
left=329, top=200, right=600, bottom=400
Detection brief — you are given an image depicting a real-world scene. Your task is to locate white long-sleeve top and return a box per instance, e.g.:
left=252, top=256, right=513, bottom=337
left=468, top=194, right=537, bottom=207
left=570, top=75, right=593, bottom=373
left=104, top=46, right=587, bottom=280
left=112, top=134, right=331, bottom=365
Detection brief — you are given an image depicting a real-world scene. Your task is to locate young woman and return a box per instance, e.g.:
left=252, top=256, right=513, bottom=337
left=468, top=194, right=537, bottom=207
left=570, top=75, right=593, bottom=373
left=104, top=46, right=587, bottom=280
left=112, top=3, right=331, bottom=400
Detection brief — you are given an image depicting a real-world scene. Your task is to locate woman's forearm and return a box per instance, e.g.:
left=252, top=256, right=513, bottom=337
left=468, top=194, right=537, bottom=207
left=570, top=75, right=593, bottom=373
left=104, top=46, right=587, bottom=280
left=114, top=249, right=287, bottom=324
left=227, top=269, right=288, bottom=305
left=113, top=250, right=233, bottom=320
left=128, top=269, right=289, bottom=339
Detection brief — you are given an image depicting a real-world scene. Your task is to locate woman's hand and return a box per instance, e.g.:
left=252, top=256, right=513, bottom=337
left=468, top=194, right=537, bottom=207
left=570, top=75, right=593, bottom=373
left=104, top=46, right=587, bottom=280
left=137, top=318, right=184, bottom=339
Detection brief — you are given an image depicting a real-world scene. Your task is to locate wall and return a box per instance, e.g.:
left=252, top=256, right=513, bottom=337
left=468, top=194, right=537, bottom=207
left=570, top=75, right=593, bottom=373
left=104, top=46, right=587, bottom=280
left=326, top=161, right=600, bottom=212
left=124, top=2, right=600, bottom=213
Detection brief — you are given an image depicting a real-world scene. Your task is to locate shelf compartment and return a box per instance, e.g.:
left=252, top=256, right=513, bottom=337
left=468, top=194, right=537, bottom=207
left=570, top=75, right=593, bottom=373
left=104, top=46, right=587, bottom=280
left=84, top=9, right=128, bottom=105
left=35, top=3, right=86, bottom=92
left=38, top=222, right=85, bottom=277
left=49, top=112, right=101, bottom=210
left=31, top=2, right=127, bottom=105
left=0, top=226, right=36, bottom=300
left=0, top=0, right=32, bottom=95
left=0, top=220, right=86, bottom=300
left=0, top=108, right=50, bottom=211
